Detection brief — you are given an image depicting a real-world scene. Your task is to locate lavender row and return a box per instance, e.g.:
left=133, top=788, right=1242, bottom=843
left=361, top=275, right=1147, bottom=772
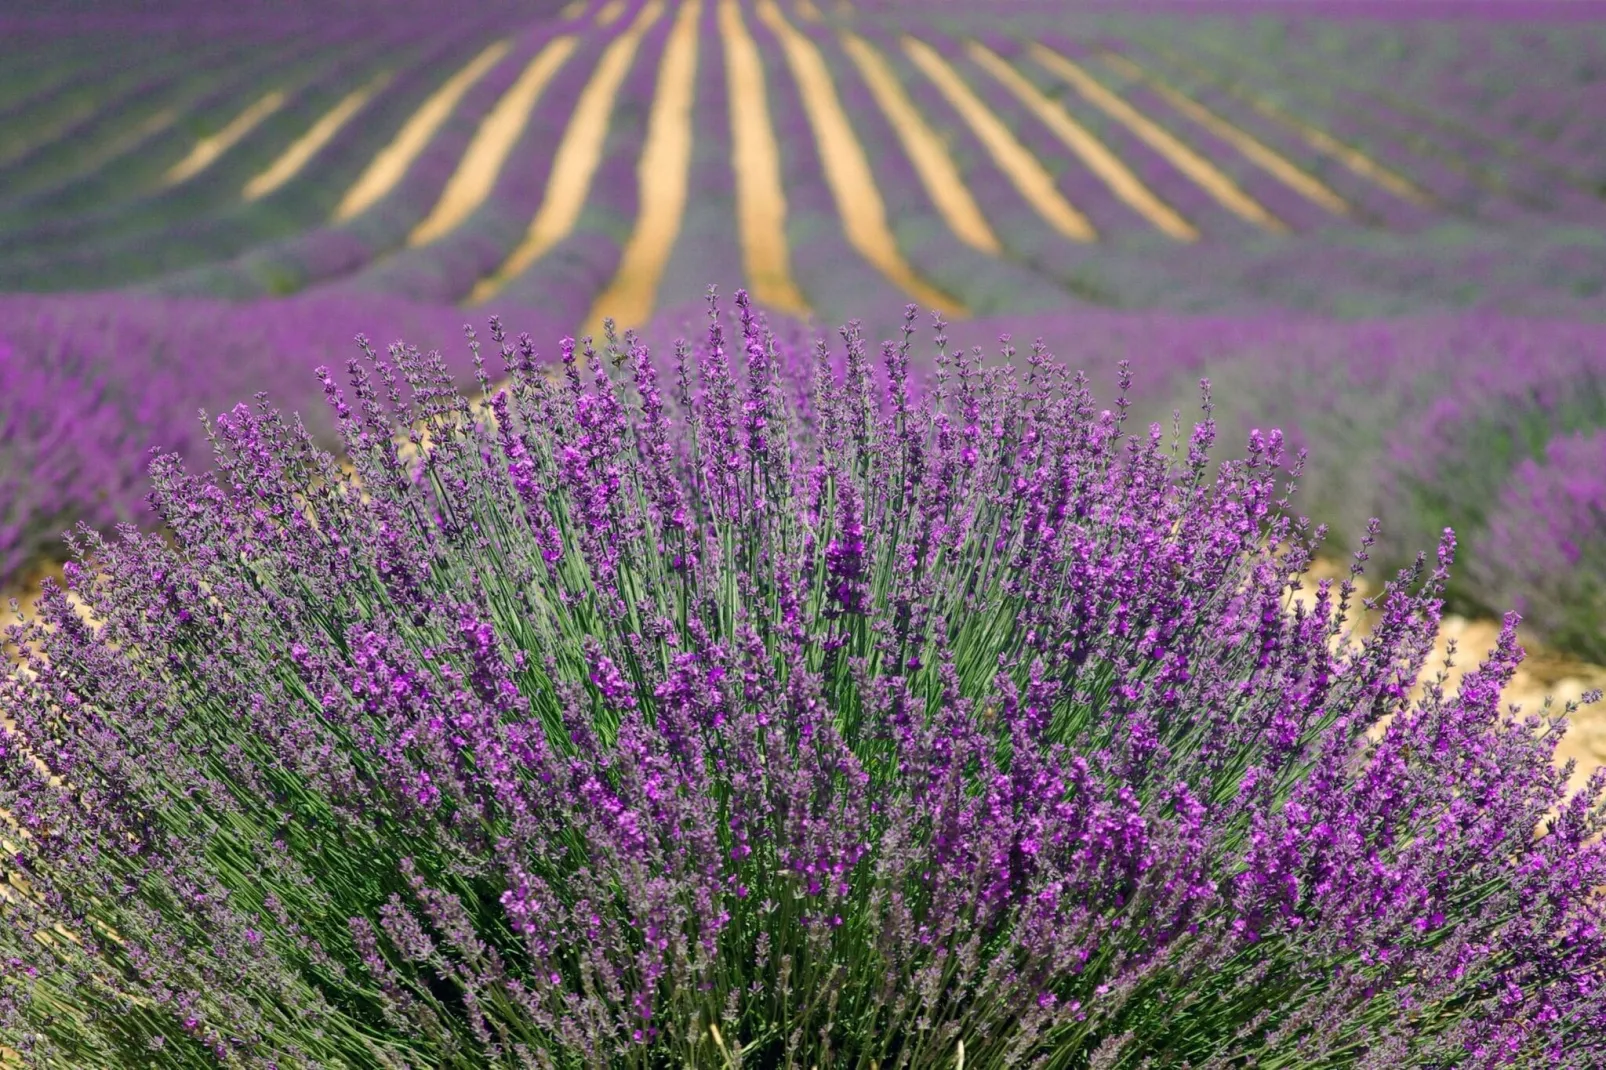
left=799, top=18, right=1071, bottom=318
left=1120, top=17, right=1606, bottom=225
left=650, top=0, right=751, bottom=313
left=0, top=29, right=325, bottom=225
left=0, top=291, right=563, bottom=586
left=849, top=23, right=1140, bottom=310
left=0, top=34, right=200, bottom=166
left=996, top=28, right=1334, bottom=239
left=744, top=5, right=911, bottom=341
left=1100, top=25, right=1512, bottom=223
left=0, top=27, right=400, bottom=291
left=472, top=1, right=668, bottom=320
left=1290, top=19, right=1606, bottom=194
left=0, top=18, right=389, bottom=244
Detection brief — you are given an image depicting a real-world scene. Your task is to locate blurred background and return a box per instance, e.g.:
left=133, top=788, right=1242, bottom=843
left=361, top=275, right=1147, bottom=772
left=2, top=0, right=1604, bottom=776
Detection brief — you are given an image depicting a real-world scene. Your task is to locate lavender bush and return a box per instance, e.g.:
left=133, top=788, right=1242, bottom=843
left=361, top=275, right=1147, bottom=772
left=3, top=297, right=1604, bottom=1066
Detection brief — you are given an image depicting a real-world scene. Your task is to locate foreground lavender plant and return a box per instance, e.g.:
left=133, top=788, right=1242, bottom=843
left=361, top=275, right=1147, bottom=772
left=2, top=295, right=1604, bottom=1068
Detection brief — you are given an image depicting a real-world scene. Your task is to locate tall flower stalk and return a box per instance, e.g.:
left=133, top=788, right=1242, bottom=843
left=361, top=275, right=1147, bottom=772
left=2, top=294, right=1603, bottom=1068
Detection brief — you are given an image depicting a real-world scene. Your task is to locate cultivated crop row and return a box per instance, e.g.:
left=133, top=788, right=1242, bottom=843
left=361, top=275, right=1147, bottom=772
left=10, top=1, right=1602, bottom=322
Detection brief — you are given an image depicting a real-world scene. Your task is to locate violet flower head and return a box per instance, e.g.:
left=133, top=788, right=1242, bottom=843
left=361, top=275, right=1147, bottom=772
left=825, top=476, right=868, bottom=619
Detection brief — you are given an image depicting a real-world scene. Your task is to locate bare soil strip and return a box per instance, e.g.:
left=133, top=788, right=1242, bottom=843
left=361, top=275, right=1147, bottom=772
left=584, top=0, right=702, bottom=337
left=718, top=0, right=812, bottom=317
left=757, top=0, right=964, bottom=317
left=332, top=39, right=512, bottom=222
left=967, top=40, right=1198, bottom=242
left=1098, top=51, right=1350, bottom=218
left=1029, top=43, right=1287, bottom=234
left=469, top=1, right=666, bottom=305
left=409, top=35, right=580, bottom=247
left=595, top=0, right=627, bottom=27
left=243, top=72, right=392, bottom=202
left=902, top=36, right=1097, bottom=243
left=839, top=30, right=1002, bottom=256
left=161, top=90, right=286, bottom=187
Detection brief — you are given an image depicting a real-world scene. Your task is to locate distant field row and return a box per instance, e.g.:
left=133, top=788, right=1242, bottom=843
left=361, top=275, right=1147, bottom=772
left=2, top=0, right=1603, bottom=325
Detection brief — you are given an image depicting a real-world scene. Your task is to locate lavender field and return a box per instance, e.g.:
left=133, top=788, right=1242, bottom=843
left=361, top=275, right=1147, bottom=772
left=3, top=0, right=1606, bottom=1065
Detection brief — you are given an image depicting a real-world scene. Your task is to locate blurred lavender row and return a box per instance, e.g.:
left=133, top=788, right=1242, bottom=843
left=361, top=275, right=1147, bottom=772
left=0, top=292, right=565, bottom=587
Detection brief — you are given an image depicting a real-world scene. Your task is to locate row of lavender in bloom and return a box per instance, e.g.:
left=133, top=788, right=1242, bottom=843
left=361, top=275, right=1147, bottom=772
left=2, top=297, right=1602, bottom=1064
left=0, top=11, right=519, bottom=293
left=0, top=291, right=564, bottom=590
left=1206, top=15, right=1606, bottom=196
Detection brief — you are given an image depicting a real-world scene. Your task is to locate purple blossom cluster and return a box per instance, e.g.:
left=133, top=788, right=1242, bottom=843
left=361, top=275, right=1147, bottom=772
left=2, top=297, right=1603, bottom=1066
